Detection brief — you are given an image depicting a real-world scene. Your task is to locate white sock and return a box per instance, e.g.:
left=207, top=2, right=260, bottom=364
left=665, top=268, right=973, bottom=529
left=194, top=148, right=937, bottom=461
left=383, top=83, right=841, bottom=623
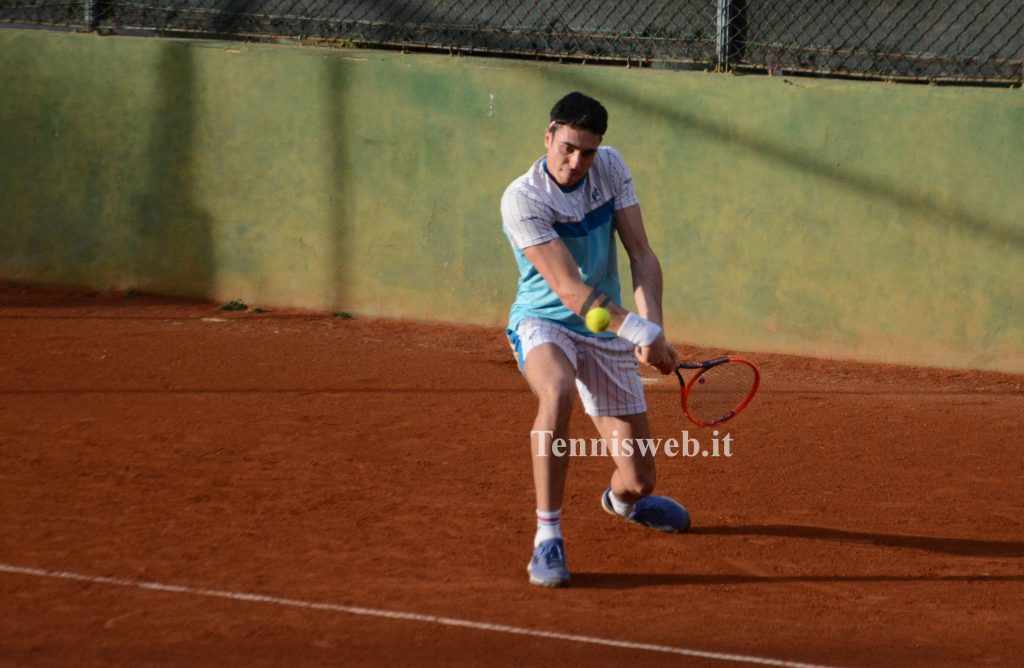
left=534, top=508, right=563, bottom=546
left=608, top=491, right=635, bottom=517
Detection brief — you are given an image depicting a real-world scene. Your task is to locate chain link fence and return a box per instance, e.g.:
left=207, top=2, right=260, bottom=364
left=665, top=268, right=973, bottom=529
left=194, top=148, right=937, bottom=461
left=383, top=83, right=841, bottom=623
left=2, top=1, right=1022, bottom=84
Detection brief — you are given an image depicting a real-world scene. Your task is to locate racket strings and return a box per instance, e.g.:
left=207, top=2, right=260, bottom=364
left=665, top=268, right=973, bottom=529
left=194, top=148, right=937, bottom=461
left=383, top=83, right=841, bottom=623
left=685, top=362, right=758, bottom=424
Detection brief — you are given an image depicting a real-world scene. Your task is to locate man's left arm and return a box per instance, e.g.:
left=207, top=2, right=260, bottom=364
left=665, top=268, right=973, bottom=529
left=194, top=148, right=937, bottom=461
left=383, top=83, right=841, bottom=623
left=615, top=203, right=678, bottom=374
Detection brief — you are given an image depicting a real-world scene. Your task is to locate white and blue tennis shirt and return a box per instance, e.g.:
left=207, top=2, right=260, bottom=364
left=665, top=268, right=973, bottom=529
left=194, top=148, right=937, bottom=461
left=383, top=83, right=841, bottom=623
left=501, top=146, right=639, bottom=338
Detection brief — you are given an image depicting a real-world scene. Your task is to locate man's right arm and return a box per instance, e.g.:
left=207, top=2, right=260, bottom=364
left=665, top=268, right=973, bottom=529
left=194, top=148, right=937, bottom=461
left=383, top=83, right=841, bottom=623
left=522, top=237, right=671, bottom=374
left=521, top=239, right=632, bottom=329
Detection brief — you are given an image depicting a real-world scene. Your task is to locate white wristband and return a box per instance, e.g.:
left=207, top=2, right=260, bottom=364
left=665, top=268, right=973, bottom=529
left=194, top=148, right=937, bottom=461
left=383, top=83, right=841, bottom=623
left=617, top=312, right=662, bottom=347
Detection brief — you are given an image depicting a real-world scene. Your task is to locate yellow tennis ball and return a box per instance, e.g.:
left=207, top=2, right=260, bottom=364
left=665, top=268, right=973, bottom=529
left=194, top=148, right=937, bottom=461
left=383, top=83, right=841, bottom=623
left=585, top=306, right=612, bottom=333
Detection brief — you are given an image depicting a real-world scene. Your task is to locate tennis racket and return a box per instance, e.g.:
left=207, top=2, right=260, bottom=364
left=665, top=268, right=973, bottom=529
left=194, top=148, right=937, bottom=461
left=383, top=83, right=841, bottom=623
left=674, top=356, right=760, bottom=427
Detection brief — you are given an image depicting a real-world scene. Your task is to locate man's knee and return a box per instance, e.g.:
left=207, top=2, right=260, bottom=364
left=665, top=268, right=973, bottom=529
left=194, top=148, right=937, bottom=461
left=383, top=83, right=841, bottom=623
left=535, top=377, right=576, bottom=414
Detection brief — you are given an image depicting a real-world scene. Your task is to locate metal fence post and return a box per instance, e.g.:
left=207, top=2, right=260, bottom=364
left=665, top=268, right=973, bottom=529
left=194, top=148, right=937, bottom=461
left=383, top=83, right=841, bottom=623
left=716, top=0, right=735, bottom=72
left=84, top=0, right=98, bottom=30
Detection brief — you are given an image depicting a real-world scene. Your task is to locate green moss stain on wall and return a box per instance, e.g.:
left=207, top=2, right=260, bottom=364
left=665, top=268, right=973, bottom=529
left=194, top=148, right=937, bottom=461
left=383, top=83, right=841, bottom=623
left=1, top=30, right=1021, bottom=372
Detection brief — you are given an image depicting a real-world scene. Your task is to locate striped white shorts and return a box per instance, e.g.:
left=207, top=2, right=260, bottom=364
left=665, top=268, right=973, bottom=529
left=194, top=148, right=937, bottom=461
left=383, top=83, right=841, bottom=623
left=507, top=317, right=647, bottom=417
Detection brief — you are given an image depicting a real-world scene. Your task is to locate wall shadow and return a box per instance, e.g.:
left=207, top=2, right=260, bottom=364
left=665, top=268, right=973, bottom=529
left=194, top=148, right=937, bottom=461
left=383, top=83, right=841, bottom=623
left=324, top=52, right=350, bottom=312
left=127, top=42, right=215, bottom=297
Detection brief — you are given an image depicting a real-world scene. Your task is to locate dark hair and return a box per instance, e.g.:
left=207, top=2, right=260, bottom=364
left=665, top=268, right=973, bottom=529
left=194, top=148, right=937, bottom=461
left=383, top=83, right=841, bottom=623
left=549, top=92, right=608, bottom=136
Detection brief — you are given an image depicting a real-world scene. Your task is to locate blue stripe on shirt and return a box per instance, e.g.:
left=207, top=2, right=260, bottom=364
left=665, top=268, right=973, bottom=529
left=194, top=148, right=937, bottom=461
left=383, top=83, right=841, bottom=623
left=553, top=199, right=615, bottom=238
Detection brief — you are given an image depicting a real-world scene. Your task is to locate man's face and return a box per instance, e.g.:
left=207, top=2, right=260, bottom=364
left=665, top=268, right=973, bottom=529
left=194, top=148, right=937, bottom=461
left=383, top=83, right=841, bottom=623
left=544, top=123, right=602, bottom=189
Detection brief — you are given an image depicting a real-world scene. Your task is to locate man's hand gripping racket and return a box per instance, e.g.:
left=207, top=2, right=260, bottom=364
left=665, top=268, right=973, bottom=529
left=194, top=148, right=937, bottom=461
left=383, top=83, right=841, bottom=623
left=587, top=300, right=760, bottom=426
left=674, top=356, right=761, bottom=427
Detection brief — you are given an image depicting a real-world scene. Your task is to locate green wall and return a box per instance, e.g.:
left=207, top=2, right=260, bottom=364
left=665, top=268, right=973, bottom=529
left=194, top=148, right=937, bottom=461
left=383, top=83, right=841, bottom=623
left=2, top=30, right=1022, bottom=373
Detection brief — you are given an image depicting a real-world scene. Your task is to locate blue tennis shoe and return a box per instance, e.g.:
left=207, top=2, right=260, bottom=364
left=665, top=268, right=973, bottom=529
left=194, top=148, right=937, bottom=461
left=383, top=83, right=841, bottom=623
left=528, top=538, right=570, bottom=587
left=601, top=488, right=691, bottom=533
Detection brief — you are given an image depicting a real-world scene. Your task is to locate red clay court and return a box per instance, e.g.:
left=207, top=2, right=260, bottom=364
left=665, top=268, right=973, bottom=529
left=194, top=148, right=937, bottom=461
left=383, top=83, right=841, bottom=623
left=1, top=284, right=1022, bottom=666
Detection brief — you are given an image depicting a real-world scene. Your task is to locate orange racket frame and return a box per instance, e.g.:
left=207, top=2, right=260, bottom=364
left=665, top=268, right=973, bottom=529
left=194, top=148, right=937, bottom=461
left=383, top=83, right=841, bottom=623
left=674, top=355, right=761, bottom=427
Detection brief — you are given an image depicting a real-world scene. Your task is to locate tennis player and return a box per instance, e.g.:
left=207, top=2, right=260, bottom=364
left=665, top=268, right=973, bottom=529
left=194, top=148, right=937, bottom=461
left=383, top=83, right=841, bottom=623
left=502, top=92, right=691, bottom=588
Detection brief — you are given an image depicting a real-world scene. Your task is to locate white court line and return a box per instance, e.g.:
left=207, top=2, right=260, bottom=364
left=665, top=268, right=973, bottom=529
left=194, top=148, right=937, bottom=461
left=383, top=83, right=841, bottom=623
left=0, top=562, right=837, bottom=668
